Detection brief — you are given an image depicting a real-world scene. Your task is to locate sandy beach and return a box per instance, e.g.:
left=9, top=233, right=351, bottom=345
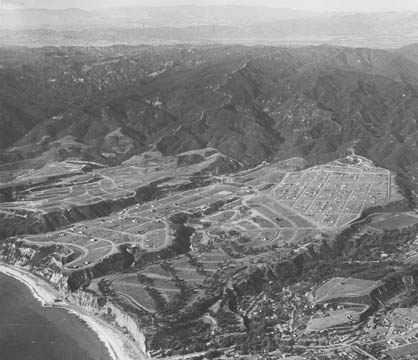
left=0, top=263, right=149, bottom=360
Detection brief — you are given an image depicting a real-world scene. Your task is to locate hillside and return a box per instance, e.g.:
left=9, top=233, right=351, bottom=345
left=3, top=44, right=418, bottom=180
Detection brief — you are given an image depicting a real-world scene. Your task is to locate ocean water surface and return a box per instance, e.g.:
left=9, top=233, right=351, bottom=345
left=0, top=273, right=111, bottom=360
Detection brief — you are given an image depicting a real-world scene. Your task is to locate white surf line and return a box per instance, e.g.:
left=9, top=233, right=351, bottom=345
left=0, top=263, right=148, bottom=360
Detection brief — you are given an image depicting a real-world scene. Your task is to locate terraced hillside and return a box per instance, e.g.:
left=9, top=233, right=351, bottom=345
left=0, top=152, right=411, bottom=358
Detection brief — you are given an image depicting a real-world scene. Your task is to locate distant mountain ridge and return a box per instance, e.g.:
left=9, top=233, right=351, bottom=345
left=0, top=6, right=328, bottom=29
left=2, top=7, right=418, bottom=48
left=0, top=8, right=108, bottom=29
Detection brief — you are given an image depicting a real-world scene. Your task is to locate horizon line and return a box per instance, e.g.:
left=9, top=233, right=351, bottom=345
left=0, top=5, right=417, bottom=14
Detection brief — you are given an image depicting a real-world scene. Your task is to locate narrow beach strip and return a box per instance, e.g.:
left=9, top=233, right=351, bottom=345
left=0, top=263, right=149, bottom=360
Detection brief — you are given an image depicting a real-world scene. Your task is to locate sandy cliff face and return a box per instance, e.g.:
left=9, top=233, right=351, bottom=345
left=67, top=290, right=148, bottom=353
left=0, top=240, right=148, bottom=354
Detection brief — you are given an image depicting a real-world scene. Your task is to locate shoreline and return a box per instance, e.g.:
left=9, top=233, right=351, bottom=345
left=0, top=263, right=149, bottom=360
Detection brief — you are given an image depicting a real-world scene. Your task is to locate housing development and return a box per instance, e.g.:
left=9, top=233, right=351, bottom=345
left=2, top=151, right=418, bottom=359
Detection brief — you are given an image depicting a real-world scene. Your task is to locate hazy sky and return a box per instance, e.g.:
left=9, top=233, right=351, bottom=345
left=2, top=0, right=418, bottom=12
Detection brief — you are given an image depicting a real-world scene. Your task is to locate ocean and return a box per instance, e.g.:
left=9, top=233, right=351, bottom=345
left=0, top=273, right=111, bottom=360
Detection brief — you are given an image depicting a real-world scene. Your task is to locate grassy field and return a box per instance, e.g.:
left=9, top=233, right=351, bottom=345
left=143, top=265, right=172, bottom=278
left=208, top=211, right=236, bottom=222
left=314, top=277, right=382, bottom=303
left=112, top=282, right=157, bottom=312
left=387, top=342, right=418, bottom=359
left=307, top=309, right=359, bottom=331
left=369, top=213, right=418, bottom=231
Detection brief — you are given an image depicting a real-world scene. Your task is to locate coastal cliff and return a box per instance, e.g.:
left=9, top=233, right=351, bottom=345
left=0, top=240, right=149, bottom=357
left=67, top=290, right=148, bottom=353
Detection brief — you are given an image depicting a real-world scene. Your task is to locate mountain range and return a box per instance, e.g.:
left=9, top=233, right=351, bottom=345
left=3, top=43, right=418, bottom=194
left=2, top=7, right=418, bottom=48
left=0, top=6, right=329, bottom=29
